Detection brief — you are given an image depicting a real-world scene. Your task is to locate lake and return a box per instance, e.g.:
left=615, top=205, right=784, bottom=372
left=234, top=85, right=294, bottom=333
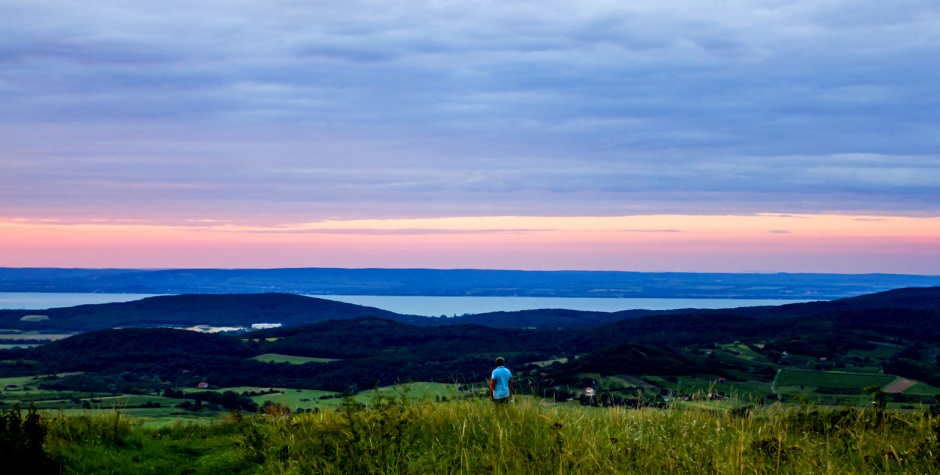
left=0, top=293, right=165, bottom=310
left=315, top=295, right=815, bottom=316
left=0, top=292, right=813, bottom=315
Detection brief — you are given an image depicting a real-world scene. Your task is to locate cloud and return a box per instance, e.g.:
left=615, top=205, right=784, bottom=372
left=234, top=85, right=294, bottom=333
left=232, top=228, right=548, bottom=236
left=1, top=0, right=939, bottom=223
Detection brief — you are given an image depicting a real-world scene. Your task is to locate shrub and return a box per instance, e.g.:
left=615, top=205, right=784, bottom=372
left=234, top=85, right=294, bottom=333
left=0, top=404, right=58, bottom=474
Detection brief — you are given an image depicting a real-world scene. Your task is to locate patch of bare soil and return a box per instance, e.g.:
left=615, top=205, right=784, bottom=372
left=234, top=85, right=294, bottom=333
left=883, top=379, right=917, bottom=394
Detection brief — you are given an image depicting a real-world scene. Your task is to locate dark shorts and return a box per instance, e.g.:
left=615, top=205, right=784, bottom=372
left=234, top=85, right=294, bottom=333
left=492, top=397, right=510, bottom=405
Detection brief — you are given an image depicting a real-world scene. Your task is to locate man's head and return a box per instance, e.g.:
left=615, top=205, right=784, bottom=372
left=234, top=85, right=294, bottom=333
left=495, top=357, right=505, bottom=366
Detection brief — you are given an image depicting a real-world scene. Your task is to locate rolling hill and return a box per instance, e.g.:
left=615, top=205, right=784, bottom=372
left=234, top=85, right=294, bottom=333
left=0, top=293, right=426, bottom=332
left=3, top=287, right=937, bottom=397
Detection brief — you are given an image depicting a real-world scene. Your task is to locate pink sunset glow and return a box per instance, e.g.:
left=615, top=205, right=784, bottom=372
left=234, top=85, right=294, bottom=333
left=2, top=214, right=938, bottom=273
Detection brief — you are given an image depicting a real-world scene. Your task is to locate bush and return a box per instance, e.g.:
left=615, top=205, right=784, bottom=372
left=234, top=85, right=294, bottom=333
left=0, top=404, right=58, bottom=474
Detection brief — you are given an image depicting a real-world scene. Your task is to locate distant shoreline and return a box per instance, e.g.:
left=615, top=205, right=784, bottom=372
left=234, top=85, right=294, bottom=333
left=2, top=267, right=938, bottom=301
left=2, top=291, right=812, bottom=315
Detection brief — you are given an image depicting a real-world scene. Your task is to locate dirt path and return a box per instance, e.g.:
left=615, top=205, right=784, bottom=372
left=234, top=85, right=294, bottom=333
left=882, top=378, right=917, bottom=394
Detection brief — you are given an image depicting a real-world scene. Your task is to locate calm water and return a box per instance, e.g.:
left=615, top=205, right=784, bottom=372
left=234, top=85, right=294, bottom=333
left=314, top=295, right=813, bottom=316
left=0, top=293, right=164, bottom=310
left=0, top=292, right=813, bottom=316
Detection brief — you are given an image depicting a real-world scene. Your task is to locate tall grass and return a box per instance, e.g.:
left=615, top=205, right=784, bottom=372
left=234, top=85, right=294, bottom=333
left=245, top=394, right=940, bottom=474
left=44, top=410, right=255, bottom=474
left=38, top=395, right=940, bottom=474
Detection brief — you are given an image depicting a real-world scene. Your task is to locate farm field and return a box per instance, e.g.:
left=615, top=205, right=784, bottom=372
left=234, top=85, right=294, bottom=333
left=0, top=332, right=75, bottom=349
left=838, top=364, right=885, bottom=374
left=181, top=382, right=461, bottom=406
left=707, top=344, right=772, bottom=368
left=250, top=353, right=339, bottom=364
left=181, top=385, right=283, bottom=395
left=530, top=357, right=569, bottom=367
left=848, top=342, right=904, bottom=359
left=610, top=374, right=656, bottom=389
left=0, top=332, right=74, bottom=340
left=1, top=375, right=468, bottom=424
left=645, top=375, right=774, bottom=402
left=883, top=378, right=917, bottom=394
left=769, top=368, right=940, bottom=407
left=774, top=369, right=895, bottom=389
left=905, top=382, right=940, bottom=396
left=0, top=344, right=41, bottom=349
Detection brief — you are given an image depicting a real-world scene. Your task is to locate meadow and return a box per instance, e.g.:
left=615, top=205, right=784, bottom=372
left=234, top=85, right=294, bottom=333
left=7, top=388, right=938, bottom=474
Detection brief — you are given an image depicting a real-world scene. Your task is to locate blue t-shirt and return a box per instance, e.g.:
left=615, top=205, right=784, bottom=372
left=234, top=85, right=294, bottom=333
left=491, top=366, right=512, bottom=399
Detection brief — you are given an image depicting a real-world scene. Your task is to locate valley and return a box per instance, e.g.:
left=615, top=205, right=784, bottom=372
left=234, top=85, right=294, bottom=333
left=2, top=287, right=939, bottom=422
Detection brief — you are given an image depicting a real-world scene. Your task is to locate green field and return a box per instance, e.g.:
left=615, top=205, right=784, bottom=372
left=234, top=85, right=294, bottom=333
left=0, top=332, right=74, bottom=341
left=904, top=382, right=940, bottom=396
left=182, top=385, right=279, bottom=394
left=249, top=388, right=339, bottom=409
left=774, top=369, right=894, bottom=389
left=530, top=357, right=569, bottom=367
left=610, top=374, right=656, bottom=389
left=244, top=382, right=469, bottom=411
left=713, top=343, right=768, bottom=363
left=645, top=375, right=773, bottom=402
left=1, top=374, right=42, bottom=388
left=840, top=364, right=885, bottom=374
left=250, top=353, right=340, bottom=364
left=179, top=382, right=466, bottom=411
left=0, top=344, right=41, bottom=349
left=848, top=342, right=904, bottom=359
left=0, top=373, right=211, bottom=426
left=1, top=373, right=86, bottom=404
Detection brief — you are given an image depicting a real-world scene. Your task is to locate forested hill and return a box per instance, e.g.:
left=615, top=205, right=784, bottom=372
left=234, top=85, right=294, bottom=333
left=0, top=293, right=427, bottom=332
left=2, top=287, right=940, bottom=332
left=6, top=287, right=939, bottom=392
left=425, top=286, right=940, bottom=328
left=713, top=286, right=940, bottom=318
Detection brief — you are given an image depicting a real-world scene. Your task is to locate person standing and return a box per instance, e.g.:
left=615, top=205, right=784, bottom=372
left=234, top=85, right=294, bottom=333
left=490, top=356, right=513, bottom=404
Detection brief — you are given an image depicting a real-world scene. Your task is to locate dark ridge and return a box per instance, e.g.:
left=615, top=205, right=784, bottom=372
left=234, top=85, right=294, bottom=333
left=708, top=286, right=940, bottom=318
left=250, top=316, right=546, bottom=360
left=0, top=293, right=428, bottom=332
left=434, top=308, right=658, bottom=329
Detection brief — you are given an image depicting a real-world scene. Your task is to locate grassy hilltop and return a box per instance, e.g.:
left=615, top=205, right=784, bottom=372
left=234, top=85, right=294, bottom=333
left=6, top=391, right=940, bottom=474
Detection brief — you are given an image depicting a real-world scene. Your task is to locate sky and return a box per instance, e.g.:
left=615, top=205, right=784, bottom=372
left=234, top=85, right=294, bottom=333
left=1, top=0, right=938, bottom=273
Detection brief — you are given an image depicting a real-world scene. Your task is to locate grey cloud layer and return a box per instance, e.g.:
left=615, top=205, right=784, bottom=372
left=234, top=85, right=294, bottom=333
left=2, top=0, right=938, bottom=221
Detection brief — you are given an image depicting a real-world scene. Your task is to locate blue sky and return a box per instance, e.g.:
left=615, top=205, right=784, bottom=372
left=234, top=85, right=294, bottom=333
left=1, top=1, right=938, bottom=272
